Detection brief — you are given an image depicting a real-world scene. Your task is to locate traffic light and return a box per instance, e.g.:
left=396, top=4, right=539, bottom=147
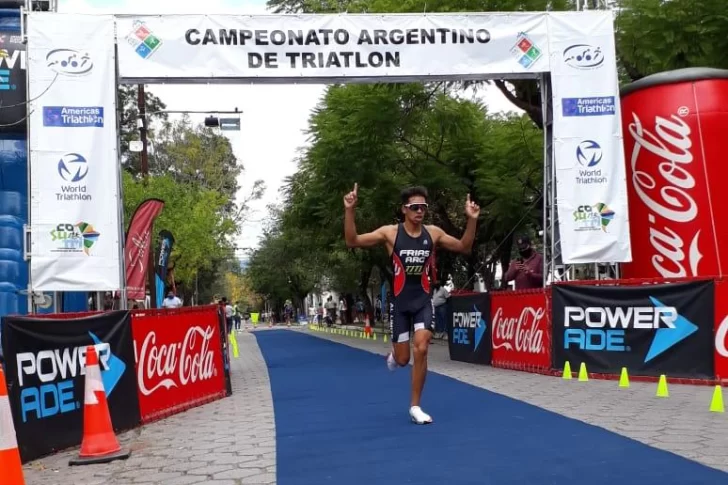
left=204, top=116, right=220, bottom=127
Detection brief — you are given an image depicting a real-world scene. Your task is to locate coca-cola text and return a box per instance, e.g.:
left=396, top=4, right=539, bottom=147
left=628, top=110, right=704, bottom=278
left=136, top=326, right=216, bottom=396
left=492, top=306, right=545, bottom=354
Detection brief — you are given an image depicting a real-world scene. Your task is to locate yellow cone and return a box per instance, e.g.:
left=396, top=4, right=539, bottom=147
left=656, top=375, right=669, bottom=397
left=562, top=361, right=572, bottom=380
left=619, top=367, right=630, bottom=388
left=710, top=385, right=724, bottom=413
left=384, top=334, right=388, bottom=343
left=373, top=333, right=377, bottom=341
left=578, top=362, right=588, bottom=382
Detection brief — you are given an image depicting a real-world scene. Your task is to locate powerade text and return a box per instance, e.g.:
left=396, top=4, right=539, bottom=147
left=16, top=343, right=111, bottom=422
left=563, top=306, right=677, bottom=352
left=452, top=310, right=481, bottom=345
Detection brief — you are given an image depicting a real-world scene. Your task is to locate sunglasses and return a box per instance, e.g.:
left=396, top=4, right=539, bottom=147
left=404, top=203, right=428, bottom=212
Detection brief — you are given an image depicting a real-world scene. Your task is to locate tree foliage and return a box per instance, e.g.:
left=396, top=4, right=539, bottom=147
left=122, top=170, right=236, bottom=296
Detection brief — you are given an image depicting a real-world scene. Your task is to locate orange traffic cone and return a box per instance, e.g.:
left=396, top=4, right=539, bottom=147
left=0, top=367, right=25, bottom=485
left=364, top=315, right=372, bottom=336
left=69, top=346, right=130, bottom=466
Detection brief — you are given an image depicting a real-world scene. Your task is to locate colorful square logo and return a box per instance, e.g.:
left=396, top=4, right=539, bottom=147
left=511, top=33, right=543, bottom=70
left=126, top=21, right=162, bottom=60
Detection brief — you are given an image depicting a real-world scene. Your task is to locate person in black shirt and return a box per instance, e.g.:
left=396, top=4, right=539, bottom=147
left=344, top=184, right=479, bottom=424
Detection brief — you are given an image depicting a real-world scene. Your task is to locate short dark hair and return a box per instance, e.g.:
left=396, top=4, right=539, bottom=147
left=400, top=186, right=428, bottom=205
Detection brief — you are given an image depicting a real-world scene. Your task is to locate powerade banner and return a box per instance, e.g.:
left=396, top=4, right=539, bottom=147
left=552, top=281, right=714, bottom=378
left=447, top=293, right=491, bottom=365
left=0, top=311, right=140, bottom=461
left=0, top=29, right=26, bottom=134
left=155, top=229, right=174, bottom=308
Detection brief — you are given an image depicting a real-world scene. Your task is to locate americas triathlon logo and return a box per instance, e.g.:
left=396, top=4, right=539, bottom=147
left=510, top=32, right=543, bottom=69
left=126, top=20, right=163, bottom=59
left=452, top=305, right=487, bottom=350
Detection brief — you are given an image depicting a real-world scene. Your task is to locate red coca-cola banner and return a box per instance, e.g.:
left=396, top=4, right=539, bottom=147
left=125, top=198, right=165, bottom=300
left=131, top=305, right=227, bottom=423
left=490, top=289, right=551, bottom=370
left=621, top=73, right=728, bottom=279
left=714, top=279, right=728, bottom=381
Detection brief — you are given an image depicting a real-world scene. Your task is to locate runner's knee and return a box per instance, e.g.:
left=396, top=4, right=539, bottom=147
left=413, top=339, right=429, bottom=357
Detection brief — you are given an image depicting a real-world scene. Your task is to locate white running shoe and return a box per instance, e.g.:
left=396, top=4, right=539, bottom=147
left=386, top=352, right=397, bottom=371
left=409, top=406, right=433, bottom=425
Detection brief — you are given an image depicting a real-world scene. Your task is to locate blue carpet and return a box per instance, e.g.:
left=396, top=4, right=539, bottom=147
left=255, top=330, right=728, bottom=485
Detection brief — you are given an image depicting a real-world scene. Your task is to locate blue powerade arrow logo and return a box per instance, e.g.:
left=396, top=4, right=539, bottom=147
left=644, top=297, right=698, bottom=363
left=89, top=332, right=126, bottom=396
left=473, top=305, right=487, bottom=351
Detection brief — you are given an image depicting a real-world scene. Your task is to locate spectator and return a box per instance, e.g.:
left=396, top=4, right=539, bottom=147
left=355, top=298, right=365, bottom=322
left=432, top=281, right=450, bottom=338
left=162, top=290, right=183, bottom=309
left=222, top=297, right=234, bottom=333
left=504, top=235, right=544, bottom=290
left=374, top=295, right=382, bottom=322
left=233, top=301, right=242, bottom=331
left=338, top=297, right=347, bottom=325
left=317, top=302, right=324, bottom=324
left=324, top=296, right=337, bottom=325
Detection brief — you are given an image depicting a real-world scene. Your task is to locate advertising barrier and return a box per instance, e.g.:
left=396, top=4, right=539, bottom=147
left=713, top=279, right=728, bottom=381
left=490, top=289, right=551, bottom=371
left=131, top=305, right=227, bottom=423
left=552, top=281, right=714, bottom=378
left=0, top=311, right=140, bottom=461
left=447, top=293, right=491, bottom=365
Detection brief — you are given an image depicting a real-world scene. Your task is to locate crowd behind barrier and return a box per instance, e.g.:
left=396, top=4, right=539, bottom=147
left=447, top=276, right=728, bottom=385
left=0, top=304, right=231, bottom=462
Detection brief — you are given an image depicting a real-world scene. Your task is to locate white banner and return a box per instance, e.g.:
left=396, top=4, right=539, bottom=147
left=24, top=11, right=629, bottom=293
left=547, top=12, right=632, bottom=263
left=28, top=13, right=122, bottom=291
left=115, top=14, right=551, bottom=81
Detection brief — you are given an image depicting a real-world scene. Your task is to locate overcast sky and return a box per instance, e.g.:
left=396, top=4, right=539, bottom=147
left=58, top=0, right=522, bottom=254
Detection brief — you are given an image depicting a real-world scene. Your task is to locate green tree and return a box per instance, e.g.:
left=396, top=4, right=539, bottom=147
left=123, top=171, right=236, bottom=301
left=615, top=0, right=728, bottom=81
left=245, top=227, right=323, bottom=308
left=151, top=117, right=245, bottom=213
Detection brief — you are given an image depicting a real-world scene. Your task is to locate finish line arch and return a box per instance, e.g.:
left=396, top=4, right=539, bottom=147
left=24, top=11, right=632, bottom=294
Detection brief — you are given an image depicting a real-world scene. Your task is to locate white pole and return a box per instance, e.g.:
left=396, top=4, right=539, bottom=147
left=22, top=6, right=34, bottom=314
left=113, top=42, right=128, bottom=310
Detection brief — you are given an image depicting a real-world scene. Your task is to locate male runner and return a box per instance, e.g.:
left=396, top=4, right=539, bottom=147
left=344, top=184, right=479, bottom=424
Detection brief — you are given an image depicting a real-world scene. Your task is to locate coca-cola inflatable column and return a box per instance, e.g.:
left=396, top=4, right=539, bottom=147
left=621, top=68, right=728, bottom=279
